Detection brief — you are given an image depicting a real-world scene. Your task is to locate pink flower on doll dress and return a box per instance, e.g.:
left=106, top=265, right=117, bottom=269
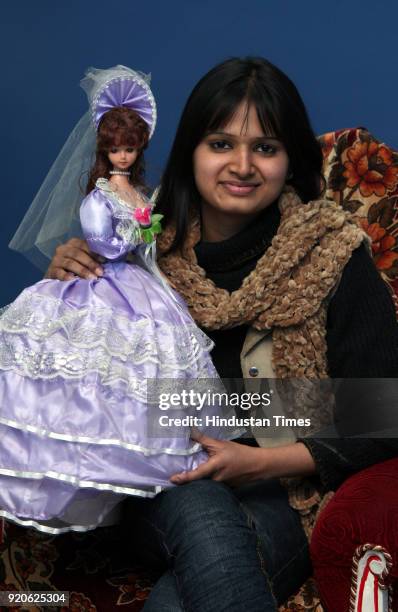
left=133, top=206, right=152, bottom=227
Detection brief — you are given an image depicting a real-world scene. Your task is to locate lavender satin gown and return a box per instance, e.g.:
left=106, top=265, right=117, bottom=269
left=0, top=179, right=235, bottom=533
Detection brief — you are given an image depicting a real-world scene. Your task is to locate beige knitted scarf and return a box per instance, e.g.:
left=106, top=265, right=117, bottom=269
left=157, top=187, right=367, bottom=537
left=157, top=187, right=366, bottom=379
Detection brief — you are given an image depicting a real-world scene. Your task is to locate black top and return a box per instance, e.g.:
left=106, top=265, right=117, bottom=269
left=194, top=201, right=398, bottom=490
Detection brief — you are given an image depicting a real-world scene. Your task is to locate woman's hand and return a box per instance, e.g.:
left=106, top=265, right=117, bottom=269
left=170, top=431, right=317, bottom=487
left=45, top=238, right=104, bottom=281
left=171, top=431, right=267, bottom=487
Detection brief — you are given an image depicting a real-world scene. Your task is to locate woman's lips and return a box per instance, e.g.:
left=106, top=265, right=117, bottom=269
left=220, top=182, right=259, bottom=195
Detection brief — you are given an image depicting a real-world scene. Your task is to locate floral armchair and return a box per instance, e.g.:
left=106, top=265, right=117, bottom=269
left=0, top=127, right=397, bottom=612
left=284, top=127, right=398, bottom=612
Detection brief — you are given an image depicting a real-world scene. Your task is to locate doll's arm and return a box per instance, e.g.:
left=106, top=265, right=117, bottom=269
left=80, top=190, right=137, bottom=260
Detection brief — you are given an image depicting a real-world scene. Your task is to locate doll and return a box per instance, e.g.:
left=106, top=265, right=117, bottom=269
left=0, top=66, right=238, bottom=534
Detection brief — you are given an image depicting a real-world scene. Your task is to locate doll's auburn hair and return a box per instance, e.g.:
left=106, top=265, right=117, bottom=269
left=86, top=106, right=149, bottom=194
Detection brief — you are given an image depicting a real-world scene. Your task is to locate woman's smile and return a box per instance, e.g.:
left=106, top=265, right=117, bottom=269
left=219, top=180, right=260, bottom=196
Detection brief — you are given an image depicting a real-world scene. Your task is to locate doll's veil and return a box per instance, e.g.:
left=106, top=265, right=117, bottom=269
left=9, top=65, right=157, bottom=271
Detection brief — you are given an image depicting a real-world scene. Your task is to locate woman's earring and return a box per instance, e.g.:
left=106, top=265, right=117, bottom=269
left=287, top=171, right=293, bottom=180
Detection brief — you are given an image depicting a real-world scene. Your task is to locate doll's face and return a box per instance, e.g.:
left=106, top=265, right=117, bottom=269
left=108, top=146, right=138, bottom=171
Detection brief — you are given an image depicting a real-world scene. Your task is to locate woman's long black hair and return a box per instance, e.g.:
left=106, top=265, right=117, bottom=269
left=156, top=57, right=323, bottom=252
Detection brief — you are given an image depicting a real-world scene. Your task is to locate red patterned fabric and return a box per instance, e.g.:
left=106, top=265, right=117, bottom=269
left=319, top=127, right=398, bottom=315
left=310, top=457, right=398, bottom=611
left=0, top=523, right=156, bottom=611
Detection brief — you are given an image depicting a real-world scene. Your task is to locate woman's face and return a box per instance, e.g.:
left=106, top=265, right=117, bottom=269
left=108, top=145, right=138, bottom=171
left=193, top=102, right=289, bottom=222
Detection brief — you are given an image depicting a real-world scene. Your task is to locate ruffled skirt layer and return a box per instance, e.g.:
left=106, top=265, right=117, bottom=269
left=0, top=262, right=236, bottom=533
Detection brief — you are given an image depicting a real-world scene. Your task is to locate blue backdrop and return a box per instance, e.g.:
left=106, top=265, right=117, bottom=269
left=2, top=0, right=398, bottom=306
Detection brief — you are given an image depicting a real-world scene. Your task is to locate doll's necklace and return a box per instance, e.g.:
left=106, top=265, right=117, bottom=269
left=110, top=170, right=130, bottom=176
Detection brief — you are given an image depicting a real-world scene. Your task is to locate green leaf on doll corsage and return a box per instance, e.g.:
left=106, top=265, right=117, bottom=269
left=139, top=214, right=164, bottom=243
left=140, top=228, right=154, bottom=244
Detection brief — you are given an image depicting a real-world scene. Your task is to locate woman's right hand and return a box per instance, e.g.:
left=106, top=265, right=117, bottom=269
left=45, top=238, right=104, bottom=281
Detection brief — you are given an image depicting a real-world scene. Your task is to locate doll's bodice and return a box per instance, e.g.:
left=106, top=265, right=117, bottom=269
left=80, top=178, right=153, bottom=260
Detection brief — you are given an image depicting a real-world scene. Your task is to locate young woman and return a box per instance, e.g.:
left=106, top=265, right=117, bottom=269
left=45, top=57, right=398, bottom=610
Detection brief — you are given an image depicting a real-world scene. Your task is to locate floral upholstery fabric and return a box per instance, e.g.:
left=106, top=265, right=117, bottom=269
left=1, top=128, right=397, bottom=611
left=320, top=127, right=398, bottom=313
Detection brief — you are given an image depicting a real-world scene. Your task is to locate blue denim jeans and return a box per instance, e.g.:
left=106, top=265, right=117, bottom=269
left=123, top=478, right=311, bottom=611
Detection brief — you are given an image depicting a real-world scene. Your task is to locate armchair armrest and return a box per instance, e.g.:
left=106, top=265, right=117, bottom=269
left=310, top=457, right=398, bottom=612
left=351, top=544, right=393, bottom=612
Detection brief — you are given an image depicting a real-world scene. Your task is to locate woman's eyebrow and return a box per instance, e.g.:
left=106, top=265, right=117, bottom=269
left=205, top=130, right=279, bottom=141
